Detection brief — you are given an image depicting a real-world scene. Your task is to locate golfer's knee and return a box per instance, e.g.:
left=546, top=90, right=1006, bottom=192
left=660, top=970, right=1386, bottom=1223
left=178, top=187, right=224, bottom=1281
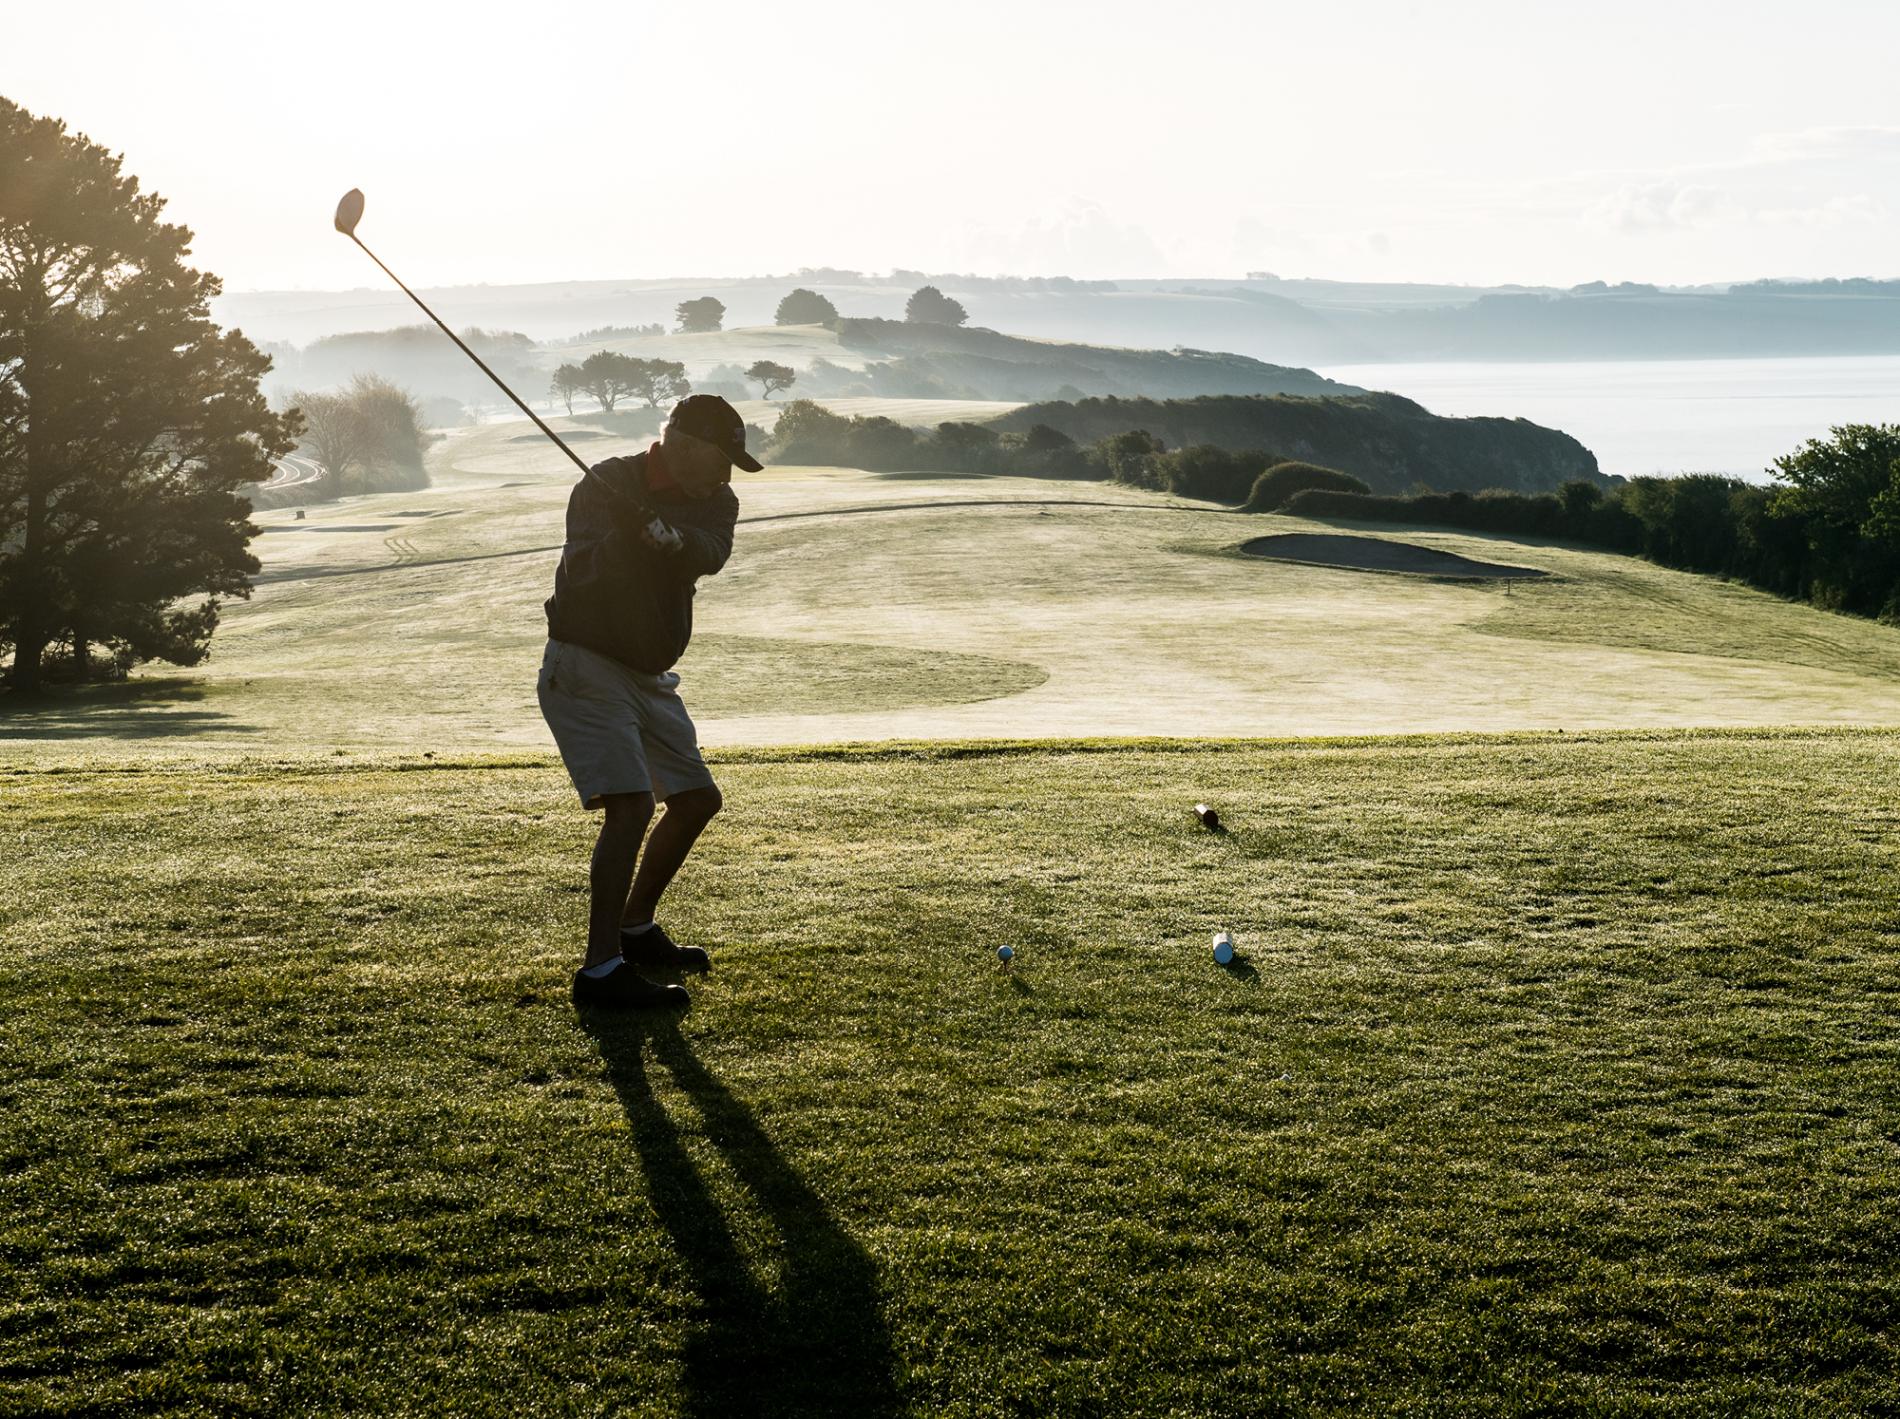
left=669, top=784, right=722, bottom=824
left=600, top=791, right=655, bottom=828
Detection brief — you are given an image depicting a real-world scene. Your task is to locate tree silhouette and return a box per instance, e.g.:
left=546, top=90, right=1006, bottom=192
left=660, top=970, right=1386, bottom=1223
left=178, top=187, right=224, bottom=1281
left=675, top=297, right=725, bottom=334
left=904, top=285, right=968, bottom=326
left=627, top=358, right=691, bottom=409
left=550, top=363, right=585, bottom=414
left=577, top=350, right=641, bottom=412
left=0, top=98, right=299, bottom=689
left=774, top=288, right=838, bottom=325
left=746, top=361, right=797, bottom=399
left=287, top=388, right=367, bottom=492
left=285, top=376, right=427, bottom=497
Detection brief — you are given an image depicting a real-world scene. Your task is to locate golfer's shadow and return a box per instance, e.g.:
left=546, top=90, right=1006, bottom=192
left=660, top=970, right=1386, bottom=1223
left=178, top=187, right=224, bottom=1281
left=582, top=1015, right=899, bottom=1418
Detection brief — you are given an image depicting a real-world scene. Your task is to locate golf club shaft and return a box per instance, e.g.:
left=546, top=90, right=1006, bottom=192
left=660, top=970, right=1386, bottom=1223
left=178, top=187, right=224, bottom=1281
left=344, top=233, right=651, bottom=516
left=347, top=234, right=587, bottom=475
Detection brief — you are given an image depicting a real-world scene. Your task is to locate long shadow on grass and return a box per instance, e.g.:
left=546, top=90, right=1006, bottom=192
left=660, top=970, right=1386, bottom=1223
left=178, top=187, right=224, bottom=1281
left=0, top=678, right=257, bottom=739
left=583, top=1015, right=899, bottom=1418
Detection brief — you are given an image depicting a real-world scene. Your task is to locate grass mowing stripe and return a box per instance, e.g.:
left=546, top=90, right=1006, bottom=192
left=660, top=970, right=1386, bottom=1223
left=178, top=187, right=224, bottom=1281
left=3, top=732, right=1898, bottom=1414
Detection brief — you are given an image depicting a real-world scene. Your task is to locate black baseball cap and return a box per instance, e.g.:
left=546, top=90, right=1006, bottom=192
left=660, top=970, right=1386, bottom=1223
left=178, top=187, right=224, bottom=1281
left=667, top=394, right=764, bottom=472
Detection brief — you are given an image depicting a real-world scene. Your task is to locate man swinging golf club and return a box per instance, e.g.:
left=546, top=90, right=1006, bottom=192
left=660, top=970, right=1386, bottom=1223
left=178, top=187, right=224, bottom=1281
left=539, top=395, right=761, bottom=1009
left=329, top=192, right=756, bottom=1009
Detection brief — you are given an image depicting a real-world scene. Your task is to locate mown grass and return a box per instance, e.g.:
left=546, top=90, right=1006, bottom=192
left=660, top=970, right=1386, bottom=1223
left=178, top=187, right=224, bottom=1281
left=4, top=730, right=1899, bottom=1415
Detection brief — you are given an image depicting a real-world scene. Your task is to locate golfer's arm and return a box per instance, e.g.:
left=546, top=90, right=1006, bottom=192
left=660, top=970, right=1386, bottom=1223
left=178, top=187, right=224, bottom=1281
left=672, top=520, right=733, bottom=577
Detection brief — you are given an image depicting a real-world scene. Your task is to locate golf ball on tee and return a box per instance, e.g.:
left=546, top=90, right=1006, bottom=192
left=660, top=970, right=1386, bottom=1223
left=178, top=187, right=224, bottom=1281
left=1212, top=932, right=1235, bottom=965
left=997, top=945, right=1014, bottom=963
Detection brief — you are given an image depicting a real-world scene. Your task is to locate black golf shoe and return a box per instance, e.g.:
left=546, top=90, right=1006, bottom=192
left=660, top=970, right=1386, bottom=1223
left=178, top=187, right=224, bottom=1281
left=571, top=958, right=690, bottom=1011
left=620, top=923, right=711, bottom=975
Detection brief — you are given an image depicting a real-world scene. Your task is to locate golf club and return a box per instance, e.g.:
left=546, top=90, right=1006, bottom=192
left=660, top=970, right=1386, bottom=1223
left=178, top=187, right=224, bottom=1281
left=332, top=188, right=653, bottom=519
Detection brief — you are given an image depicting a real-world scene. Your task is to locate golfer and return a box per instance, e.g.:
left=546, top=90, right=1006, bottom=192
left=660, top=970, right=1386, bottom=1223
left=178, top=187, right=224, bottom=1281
left=538, top=394, right=760, bottom=1009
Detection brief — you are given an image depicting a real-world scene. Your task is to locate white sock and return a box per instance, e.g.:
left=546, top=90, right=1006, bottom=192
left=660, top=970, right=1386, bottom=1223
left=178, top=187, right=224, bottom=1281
left=581, top=955, right=623, bottom=979
left=622, top=921, right=655, bottom=936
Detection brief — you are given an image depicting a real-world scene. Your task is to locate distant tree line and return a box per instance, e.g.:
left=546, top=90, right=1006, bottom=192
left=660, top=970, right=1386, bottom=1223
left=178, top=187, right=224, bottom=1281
left=638, top=283, right=967, bottom=332
left=994, top=393, right=1597, bottom=494
left=774, top=267, right=1116, bottom=294
left=565, top=322, right=665, bottom=342
left=1282, top=425, right=1900, bottom=622
left=767, top=402, right=1434, bottom=502
left=768, top=400, right=1094, bottom=476
left=764, top=404, right=1356, bottom=497
left=1732, top=278, right=1900, bottom=298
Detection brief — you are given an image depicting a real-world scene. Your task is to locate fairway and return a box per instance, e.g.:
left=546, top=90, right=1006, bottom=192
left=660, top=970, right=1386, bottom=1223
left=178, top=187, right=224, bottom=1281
left=4, top=733, right=1898, bottom=1414
left=6, top=416, right=1900, bottom=755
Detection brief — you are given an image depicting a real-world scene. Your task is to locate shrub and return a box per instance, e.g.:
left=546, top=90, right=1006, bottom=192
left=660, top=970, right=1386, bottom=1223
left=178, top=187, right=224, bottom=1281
left=775, top=288, right=839, bottom=325
left=1243, top=461, right=1369, bottom=512
left=904, top=285, right=968, bottom=326
left=1151, top=445, right=1274, bottom=503
left=933, top=421, right=1001, bottom=472
left=763, top=400, right=922, bottom=469
left=1095, top=430, right=1166, bottom=489
left=768, top=400, right=853, bottom=463
left=848, top=416, right=922, bottom=470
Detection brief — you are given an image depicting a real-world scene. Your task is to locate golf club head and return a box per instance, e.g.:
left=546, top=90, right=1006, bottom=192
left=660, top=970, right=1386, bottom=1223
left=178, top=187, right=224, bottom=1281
left=334, top=188, right=365, bottom=237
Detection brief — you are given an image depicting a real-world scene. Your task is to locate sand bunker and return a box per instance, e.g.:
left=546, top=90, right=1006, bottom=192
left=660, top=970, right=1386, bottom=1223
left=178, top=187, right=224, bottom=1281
left=1241, top=533, right=1548, bottom=580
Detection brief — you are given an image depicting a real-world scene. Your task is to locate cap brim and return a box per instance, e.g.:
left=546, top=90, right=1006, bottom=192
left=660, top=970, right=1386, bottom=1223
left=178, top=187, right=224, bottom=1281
left=731, top=449, right=764, bottom=473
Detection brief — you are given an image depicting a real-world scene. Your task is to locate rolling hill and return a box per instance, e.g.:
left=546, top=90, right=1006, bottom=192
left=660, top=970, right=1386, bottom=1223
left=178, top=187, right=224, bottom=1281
left=994, top=392, right=1603, bottom=494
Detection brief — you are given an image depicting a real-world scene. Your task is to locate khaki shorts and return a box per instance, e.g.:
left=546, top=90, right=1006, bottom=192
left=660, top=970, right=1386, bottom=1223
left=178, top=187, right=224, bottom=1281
left=536, top=639, right=715, bottom=808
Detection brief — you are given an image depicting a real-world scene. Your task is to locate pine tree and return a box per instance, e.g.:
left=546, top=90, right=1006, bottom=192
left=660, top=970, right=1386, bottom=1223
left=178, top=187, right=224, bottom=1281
left=0, top=98, right=299, bottom=689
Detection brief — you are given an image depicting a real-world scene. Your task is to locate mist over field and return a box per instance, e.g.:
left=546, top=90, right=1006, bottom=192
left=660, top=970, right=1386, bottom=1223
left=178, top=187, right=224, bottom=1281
left=218, top=272, right=1900, bottom=365
left=221, top=272, right=1900, bottom=481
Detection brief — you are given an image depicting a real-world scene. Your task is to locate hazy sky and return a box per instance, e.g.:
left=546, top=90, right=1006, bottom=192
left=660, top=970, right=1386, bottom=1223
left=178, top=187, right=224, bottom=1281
left=8, top=0, right=1900, bottom=290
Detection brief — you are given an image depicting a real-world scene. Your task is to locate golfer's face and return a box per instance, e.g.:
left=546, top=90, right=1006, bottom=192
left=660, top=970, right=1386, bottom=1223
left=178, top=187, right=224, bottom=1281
left=665, top=429, right=734, bottom=498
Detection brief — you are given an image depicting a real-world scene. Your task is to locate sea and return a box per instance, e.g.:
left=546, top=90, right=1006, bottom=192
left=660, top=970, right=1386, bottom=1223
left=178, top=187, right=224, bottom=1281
left=1320, top=355, right=1900, bottom=483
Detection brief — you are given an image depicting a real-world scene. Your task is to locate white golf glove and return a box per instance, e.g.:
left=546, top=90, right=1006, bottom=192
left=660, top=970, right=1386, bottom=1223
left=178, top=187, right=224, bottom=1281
left=643, top=517, right=684, bottom=552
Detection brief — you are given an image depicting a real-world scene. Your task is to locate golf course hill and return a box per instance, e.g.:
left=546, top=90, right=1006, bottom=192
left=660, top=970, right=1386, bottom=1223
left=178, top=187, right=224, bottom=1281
left=528, top=320, right=1361, bottom=405
left=10, top=416, right=1900, bottom=753
left=994, top=392, right=1603, bottom=494
left=821, top=317, right=1358, bottom=401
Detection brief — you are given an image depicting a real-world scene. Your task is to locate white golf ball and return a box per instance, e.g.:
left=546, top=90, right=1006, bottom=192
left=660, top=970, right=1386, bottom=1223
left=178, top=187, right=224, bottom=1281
left=997, top=945, right=1014, bottom=962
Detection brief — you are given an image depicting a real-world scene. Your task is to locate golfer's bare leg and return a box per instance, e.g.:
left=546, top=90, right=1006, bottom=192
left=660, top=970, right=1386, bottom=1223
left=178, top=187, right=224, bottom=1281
left=624, top=784, right=722, bottom=926
left=588, top=791, right=654, bottom=967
